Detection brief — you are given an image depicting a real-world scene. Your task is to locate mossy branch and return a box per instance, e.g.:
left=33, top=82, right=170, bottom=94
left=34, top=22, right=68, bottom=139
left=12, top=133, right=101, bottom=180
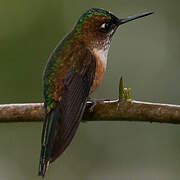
left=0, top=77, right=179, bottom=124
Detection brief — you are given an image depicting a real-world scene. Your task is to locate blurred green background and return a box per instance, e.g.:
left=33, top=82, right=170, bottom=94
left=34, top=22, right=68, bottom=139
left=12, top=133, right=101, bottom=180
left=0, top=0, right=180, bottom=179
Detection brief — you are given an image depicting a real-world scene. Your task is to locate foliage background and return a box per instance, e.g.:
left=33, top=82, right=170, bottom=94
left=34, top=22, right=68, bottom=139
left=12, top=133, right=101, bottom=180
left=0, top=0, right=180, bottom=179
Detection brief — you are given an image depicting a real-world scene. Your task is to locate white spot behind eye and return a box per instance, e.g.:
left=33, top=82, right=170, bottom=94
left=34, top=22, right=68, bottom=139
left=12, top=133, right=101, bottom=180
left=100, top=23, right=106, bottom=29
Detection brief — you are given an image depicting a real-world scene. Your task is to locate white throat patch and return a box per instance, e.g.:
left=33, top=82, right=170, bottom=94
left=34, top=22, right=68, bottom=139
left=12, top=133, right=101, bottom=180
left=93, top=47, right=109, bottom=69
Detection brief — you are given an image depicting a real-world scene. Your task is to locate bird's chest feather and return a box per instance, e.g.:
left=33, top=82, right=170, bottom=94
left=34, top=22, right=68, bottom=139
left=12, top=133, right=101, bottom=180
left=90, top=48, right=108, bottom=93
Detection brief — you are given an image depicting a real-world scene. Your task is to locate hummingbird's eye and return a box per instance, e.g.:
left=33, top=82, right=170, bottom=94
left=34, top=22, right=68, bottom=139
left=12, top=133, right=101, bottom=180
left=100, top=22, right=112, bottom=31
left=100, top=23, right=107, bottom=29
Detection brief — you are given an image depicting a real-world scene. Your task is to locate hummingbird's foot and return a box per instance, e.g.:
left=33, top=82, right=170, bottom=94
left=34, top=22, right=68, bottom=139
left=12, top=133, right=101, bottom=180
left=87, top=97, right=109, bottom=112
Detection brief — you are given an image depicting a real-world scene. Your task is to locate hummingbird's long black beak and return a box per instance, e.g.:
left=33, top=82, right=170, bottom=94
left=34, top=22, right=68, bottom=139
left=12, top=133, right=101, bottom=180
left=118, top=12, right=153, bottom=25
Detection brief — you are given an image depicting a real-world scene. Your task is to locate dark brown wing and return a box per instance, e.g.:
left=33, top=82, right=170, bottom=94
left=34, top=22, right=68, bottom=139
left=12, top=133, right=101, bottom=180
left=49, top=64, right=96, bottom=162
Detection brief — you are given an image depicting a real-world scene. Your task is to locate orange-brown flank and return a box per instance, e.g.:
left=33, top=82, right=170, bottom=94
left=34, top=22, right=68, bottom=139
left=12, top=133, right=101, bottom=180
left=90, top=53, right=105, bottom=93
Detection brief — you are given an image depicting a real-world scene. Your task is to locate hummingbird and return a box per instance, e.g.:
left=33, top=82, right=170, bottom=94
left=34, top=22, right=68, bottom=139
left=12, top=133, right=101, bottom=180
left=38, top=8, right=153, bottom=177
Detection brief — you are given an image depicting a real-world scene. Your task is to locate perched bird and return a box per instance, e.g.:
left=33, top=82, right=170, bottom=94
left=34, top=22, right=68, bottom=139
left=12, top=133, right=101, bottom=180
left=38, top=8, right=153, bottom=177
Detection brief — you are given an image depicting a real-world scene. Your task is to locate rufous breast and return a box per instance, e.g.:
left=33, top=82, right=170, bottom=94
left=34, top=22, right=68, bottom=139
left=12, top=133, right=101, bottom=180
left=90, top=48, right=108, bottom=93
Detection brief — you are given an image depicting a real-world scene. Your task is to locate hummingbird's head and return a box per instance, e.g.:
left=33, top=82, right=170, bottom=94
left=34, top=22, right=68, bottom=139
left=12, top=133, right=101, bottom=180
left=74, top=8, right=119, bottom=50
left=74, top=8, right=153, bottom=50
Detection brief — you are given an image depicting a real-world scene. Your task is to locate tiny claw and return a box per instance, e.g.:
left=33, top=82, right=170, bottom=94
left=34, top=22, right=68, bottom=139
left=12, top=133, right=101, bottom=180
left=88, top=98, right=107, bottom=112
left=89, top=101, right=97, bottom=112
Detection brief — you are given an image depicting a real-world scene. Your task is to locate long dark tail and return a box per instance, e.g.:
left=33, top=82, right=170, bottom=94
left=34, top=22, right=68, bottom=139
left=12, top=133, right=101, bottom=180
left=38, top=110, right=56, bottom=177
left=38, top=145, right=49, bottom=178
